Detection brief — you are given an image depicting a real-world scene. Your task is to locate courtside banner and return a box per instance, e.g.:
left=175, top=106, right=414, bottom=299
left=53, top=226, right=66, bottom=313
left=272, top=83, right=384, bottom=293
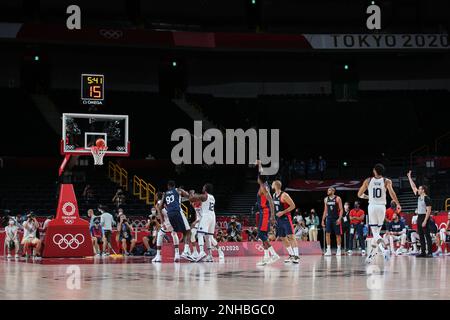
left=305, top=34, right=450, bottom=49
left=157, top=241, right=322, bottom=259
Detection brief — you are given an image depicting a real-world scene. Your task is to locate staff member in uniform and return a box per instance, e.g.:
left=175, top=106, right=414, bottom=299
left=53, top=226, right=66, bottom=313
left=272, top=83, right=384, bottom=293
left=347, top=201, right=366, bottom=255
left=407, top=171, right=433, bottom=257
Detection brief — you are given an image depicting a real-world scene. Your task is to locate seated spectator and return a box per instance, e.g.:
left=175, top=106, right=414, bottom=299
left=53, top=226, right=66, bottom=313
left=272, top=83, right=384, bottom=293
left=42, top=215, right=53, bottom=232
left=90, top=219, right=104, bottom=256
left=407, top=211, right=420, bottom=255
left=21, top=213, right=41, bottom=259
left=5, top=219, right=20, bottom=258
left=385, top=200, right=402, bottom=224
left=294, top=221, right=309, bottom=241
left=216, top=229, right=227, bottom=242
left=87, top=209, right=96, bottom=228
left=227, top=216, right=242, bottom=242
left=305, top=209, right=320, bottom=241
left=245, top=227, right=259, bottom=242
left=385, top=212, right=407, bottom=255
left=112, top=188, right=126, bottom=209
left=434, top=211, right=450, bottom=256
left=142, top=215, right=160, bottom=256
left=117, top=214, right=136, bottom=256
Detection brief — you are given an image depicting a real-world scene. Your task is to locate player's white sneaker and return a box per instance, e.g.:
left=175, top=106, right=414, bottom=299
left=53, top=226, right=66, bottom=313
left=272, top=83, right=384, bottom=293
left=365, top=248, right=377, bottom=264
left=218, top=249, right=224, bottom=261
left=292, top=256, right=300, bottom=264
left=257, top=258, right=271, bottom=266
left=174, top=254, right=181, bottom=262
left=7, top=254, right=11, bottom=259
left=284, top=255, right=293, bottom=263
left=432, top=251, right=442, bottom=257
left=15, top=254, right=19, bottom=259
left=336, top=248, right=342, bottom=256
left=270, top=254, right=280, bottom=264
left=196, top=251, right=207, bottom=262
left=152, top=255, right=162, bottom=263
left=361, top=250, right=366, bottom=256
left=181, top=252, right=191, bottom=261
left=347, top=250, right=353, bottom=256
left=205, top=255, right=214, bottom=262
left=324, top=248, right=332, bottom=256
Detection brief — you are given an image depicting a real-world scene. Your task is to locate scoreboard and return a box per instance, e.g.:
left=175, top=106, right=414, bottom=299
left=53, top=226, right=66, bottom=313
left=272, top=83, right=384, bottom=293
left=81, top=74, right=104, bottom=105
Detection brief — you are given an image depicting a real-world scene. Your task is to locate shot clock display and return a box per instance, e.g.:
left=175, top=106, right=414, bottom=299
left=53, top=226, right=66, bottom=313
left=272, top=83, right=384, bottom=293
left=81, top=74, right=104, bottom=105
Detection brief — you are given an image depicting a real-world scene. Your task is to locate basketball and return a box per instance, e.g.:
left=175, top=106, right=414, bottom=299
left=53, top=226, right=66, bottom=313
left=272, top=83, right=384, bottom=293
left=95, top=138, right=106, bottom=148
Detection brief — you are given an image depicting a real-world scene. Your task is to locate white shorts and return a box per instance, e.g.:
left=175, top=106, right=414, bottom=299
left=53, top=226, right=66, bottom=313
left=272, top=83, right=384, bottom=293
left=162, top=219, right=173, bottom=233
left=197, top=214, right=216, bottom=235
left=368, top=204, right=386, bottom=228
left=390, top=234, right=406, bottom=242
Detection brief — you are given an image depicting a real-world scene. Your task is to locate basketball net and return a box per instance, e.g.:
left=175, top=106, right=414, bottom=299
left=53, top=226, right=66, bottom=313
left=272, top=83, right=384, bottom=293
left=90, top=146, right=108, bottom=165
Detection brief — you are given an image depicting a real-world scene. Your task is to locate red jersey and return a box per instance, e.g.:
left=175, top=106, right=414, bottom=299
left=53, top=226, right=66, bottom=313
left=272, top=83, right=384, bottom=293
left=349, top=209, right=365, bottom=225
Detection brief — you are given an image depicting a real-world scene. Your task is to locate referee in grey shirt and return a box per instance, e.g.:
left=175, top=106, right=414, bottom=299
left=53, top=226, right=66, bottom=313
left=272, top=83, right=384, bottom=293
left=407, top=171, right=433, bottom=257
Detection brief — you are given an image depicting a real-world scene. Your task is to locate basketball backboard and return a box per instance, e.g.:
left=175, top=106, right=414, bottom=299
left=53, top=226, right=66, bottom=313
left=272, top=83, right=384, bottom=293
left=61, top=113, right=129, bottom=156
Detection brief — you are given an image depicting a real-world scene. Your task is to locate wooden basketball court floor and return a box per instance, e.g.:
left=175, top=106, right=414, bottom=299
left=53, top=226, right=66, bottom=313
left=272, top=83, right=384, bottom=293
left=1, top=255, right=450, bottom=300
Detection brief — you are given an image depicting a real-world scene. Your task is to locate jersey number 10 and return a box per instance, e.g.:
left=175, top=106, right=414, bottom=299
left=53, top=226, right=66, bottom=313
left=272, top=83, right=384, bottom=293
left=372, top=188, right=382, bottom=198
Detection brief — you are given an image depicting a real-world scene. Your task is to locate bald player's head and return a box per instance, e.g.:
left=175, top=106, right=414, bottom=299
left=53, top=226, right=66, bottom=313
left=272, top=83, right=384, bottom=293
left=271, top=180, right=282, bottom=191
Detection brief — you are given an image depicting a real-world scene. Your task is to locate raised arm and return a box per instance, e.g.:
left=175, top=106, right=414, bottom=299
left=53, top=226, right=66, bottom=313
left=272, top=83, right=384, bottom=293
left=386, top=179, right=400, bottom=208
left=357, top=178, right=370, bottom=200
left=178, top=188, right=190, bottom=198
left=407, top=170, right=418, bottom=195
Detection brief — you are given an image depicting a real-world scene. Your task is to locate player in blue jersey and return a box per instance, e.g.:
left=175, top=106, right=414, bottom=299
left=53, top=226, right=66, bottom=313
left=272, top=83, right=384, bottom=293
left=159, top=180, right=192, bottom=260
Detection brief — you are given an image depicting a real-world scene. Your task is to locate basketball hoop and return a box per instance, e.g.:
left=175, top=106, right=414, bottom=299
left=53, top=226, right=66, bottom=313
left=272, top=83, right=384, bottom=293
left=90, top=146, right=108, bottom=165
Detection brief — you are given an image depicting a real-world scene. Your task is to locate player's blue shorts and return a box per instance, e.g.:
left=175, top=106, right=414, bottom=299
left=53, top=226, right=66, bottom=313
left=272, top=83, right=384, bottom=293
left=276, top=217, right=294, bottom=238
left=167, top=211, right=190, bottom=233
left=326, top=217, right=342, bottom=235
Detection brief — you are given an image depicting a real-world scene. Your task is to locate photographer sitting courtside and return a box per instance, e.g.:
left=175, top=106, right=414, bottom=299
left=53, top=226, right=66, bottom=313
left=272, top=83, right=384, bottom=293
left=142, top=214, right=160, bottom=256
left=117, top=214, right=136, bottom=256
left=21, top=213, right=41, bottom=259
left=227, top=216, right=242, bottom=242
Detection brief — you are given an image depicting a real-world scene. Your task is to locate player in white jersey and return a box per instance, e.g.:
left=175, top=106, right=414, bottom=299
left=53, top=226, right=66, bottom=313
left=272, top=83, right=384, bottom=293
left=357, top=163, right=401, bottom=263
left=152, top=192, right=182, bottom=263
left=188, top=183, right=224, bottom=262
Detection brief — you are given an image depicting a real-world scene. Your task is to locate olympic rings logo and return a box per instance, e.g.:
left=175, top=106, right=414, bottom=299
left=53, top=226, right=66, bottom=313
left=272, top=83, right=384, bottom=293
left=255, top=244, right=264, bottom=252
left=62, top=202, right=76, bottom=216
left=53, top=233, right=85, bottom=250
left=99, top=29, right=123, bottom=39
left=64, top=219, right=74, bottom=225
left=131, top=219, right=147, bottom=228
